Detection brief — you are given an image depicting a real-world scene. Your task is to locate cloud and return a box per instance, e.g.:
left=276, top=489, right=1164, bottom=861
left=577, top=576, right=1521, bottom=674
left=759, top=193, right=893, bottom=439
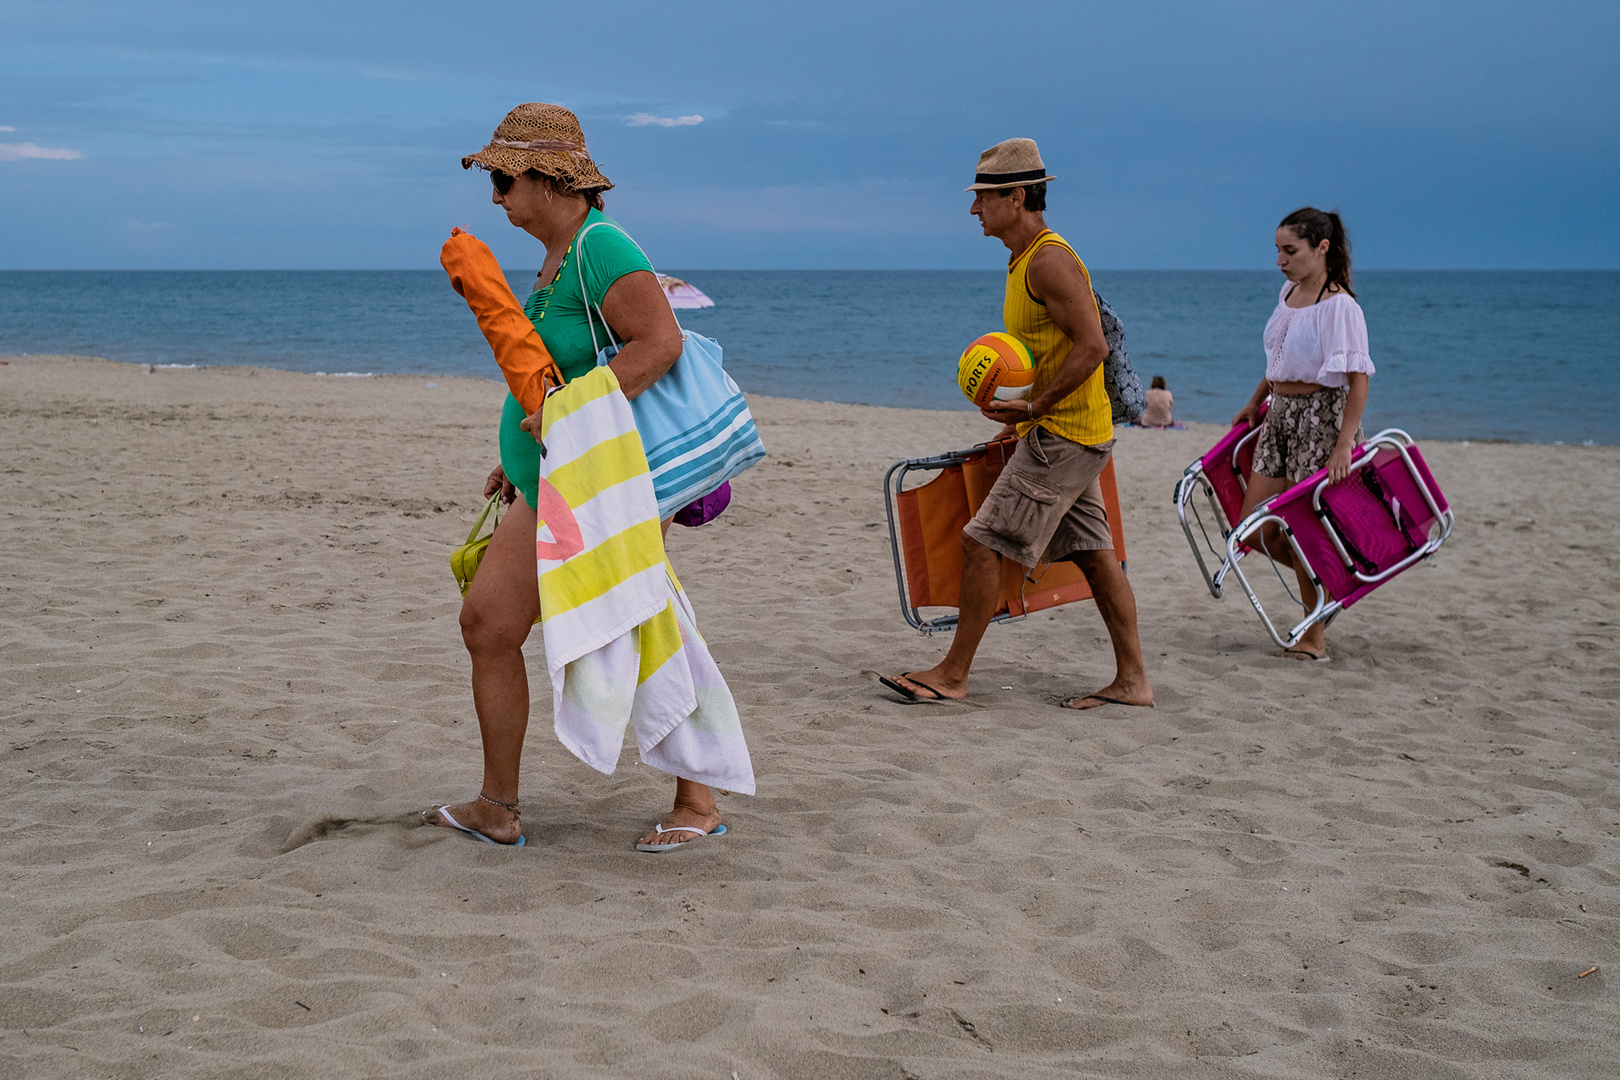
left=123, top=218, right=172, bottom=234
left=0, top=141, right=83, bottom=161
left=625, top=113, right=703, bottom=128
left=0, top=125, right=14, bottom=132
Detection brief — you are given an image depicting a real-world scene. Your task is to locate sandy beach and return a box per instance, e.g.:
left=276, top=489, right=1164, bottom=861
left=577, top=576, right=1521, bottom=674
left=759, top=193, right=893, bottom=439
left=2, top=354, right=1615, bottom=1079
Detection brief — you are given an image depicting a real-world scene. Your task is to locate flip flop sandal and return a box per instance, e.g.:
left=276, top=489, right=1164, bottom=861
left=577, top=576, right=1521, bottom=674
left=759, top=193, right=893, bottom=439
left=424, top=804, right=526, bottom=847
left=635, top=823, right=727, bottom=854
left=1060, top=695, right=1156, bottom=711
left=879, top=674, right=956, bottom=703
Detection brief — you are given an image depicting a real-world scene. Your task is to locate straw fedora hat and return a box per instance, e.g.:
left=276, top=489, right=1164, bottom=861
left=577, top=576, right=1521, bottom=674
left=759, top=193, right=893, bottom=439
left=965, top=137, right=1056, bottom=191
left=462, top=103, right=613, bottom=192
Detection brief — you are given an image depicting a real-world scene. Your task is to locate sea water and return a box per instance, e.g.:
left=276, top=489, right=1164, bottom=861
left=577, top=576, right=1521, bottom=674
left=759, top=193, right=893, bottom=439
left=1, top=270, right=1614, bottom=444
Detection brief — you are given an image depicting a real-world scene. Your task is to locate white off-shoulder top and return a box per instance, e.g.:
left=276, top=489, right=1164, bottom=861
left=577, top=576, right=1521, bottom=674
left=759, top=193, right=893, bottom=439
left=1263, top=282, right=1375, bottom=387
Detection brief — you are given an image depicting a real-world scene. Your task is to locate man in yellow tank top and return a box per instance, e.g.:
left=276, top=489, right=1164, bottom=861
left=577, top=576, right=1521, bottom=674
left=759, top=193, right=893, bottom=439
left=882, top=138, right=1153, bottom=711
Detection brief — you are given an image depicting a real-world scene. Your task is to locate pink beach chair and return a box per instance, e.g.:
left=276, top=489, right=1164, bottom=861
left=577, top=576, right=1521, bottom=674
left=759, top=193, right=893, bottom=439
left=1173, top=401, right=1268, bottom=597
left=1221, top=430, right=1454, bottom=649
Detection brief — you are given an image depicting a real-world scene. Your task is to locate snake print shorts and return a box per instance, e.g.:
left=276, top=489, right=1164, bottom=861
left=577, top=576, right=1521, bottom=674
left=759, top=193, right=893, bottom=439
left=1251, top=387, right=1363, bottom=484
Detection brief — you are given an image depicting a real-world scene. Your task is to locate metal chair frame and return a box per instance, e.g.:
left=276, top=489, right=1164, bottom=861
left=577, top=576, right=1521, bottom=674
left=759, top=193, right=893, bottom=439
left=883, top=445, right=1125, bottom=635
left=1223, top=429, right=1455, bottom=649
left=1173, top=421, right=1265, bottom=598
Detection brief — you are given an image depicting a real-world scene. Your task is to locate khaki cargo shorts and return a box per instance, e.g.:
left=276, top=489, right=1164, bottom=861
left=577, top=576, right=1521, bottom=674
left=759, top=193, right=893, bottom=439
left=963, top=427, right=1115, bottom=568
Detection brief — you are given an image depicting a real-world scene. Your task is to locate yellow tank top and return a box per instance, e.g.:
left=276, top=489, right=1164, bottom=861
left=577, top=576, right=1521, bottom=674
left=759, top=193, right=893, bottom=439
left=1006, top=229, right=1114, bottom=446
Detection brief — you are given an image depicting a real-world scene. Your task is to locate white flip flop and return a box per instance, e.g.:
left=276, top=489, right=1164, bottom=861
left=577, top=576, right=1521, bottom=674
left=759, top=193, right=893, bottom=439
left=635, top=823, right=727, bottom=853
left=425, top=804, right=526, bottom=847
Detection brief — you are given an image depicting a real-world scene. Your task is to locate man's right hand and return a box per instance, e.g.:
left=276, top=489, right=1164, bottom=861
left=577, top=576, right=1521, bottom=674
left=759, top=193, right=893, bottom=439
left=484, top=464, right=516, bottom=504
left=980, top=399, right=1036, bottom=426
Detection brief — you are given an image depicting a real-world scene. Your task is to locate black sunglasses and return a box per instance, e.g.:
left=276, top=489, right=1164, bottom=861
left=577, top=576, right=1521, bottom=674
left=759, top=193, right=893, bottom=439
left=490, top=170, right=516, bottom=195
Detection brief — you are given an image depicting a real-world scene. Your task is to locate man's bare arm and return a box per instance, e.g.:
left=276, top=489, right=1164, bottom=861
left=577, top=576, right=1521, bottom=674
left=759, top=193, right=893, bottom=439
left=1024, top=245, right=1108, bottom=418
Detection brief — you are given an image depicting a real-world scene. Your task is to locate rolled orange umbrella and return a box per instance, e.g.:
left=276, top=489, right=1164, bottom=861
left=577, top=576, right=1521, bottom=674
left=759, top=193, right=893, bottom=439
left=440, top=227, right=562, bottom=415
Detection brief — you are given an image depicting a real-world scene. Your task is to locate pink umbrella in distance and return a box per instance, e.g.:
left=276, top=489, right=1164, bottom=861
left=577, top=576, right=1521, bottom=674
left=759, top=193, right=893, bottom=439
left=656, top=274, right=714, bottom=310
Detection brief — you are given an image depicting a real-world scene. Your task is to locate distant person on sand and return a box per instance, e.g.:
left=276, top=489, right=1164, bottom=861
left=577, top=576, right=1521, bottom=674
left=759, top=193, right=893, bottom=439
left=1139, top=376, right=1174, bottom=427
left=423, top=103, right=746, bottom=850
left=880, top=138, right=1153, bottom=711
left=1232, top=207, right=1374, bottom=662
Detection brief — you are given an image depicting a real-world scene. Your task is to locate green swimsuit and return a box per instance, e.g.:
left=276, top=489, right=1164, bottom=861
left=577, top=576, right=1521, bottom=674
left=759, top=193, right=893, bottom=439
left=499, top=209, right=653, bottom=508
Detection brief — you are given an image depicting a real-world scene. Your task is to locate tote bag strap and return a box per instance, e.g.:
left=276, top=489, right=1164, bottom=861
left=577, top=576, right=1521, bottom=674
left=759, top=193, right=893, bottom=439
left=466, top=491, right=501, bottom=544
left=574, top=219, right=684, bottom=356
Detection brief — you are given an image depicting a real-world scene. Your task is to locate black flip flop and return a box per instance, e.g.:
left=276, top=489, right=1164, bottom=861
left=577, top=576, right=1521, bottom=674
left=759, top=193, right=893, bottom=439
left=879, top=674, right=955, bottom=703
left=1060, top=694, right=1155, bottom=711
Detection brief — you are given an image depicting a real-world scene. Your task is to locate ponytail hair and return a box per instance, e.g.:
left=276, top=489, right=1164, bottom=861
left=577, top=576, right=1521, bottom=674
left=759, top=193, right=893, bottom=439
left=1279, top=207, right=1354, bottom=300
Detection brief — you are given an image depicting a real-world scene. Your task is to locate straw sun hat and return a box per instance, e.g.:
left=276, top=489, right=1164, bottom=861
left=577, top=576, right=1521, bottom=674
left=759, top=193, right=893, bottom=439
left=461, top=102, right=613, bottom=192
left=965, top=137, right=1056, bottom=191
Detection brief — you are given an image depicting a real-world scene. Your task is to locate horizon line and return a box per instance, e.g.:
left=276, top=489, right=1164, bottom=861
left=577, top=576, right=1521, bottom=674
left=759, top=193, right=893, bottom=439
left=2, top=266, right=1616, bottom=274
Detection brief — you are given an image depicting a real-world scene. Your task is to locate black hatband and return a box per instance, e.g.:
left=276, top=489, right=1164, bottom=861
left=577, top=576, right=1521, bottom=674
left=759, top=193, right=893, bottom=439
left=974, top=168, right=1048, bottom=185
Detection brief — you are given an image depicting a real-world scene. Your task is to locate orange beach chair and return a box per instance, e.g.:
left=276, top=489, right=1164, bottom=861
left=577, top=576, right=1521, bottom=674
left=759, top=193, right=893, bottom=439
left=883, top=439, right=1127, bottom=633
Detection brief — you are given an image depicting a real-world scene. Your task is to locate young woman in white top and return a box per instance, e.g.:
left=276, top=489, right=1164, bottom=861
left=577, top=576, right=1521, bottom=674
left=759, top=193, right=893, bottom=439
left=1233, top=207, right=1374, bottom=661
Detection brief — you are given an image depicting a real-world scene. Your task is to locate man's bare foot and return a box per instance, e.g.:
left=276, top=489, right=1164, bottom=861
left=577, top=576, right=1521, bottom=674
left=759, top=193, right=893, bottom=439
left=1060, top=678, right=1154, bottom=711
left=880, top=668, right=967, bottom=702
left=421, top=796, right=522, bottom=845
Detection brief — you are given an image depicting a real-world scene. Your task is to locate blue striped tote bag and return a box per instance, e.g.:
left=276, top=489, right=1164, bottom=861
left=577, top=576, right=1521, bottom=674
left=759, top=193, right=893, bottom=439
left=576, top=221, right=766, bottom=519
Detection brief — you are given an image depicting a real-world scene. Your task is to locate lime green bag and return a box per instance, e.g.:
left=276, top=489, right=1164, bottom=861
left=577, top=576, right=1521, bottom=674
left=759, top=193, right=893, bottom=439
left=451, top=493, right=502, bottom=597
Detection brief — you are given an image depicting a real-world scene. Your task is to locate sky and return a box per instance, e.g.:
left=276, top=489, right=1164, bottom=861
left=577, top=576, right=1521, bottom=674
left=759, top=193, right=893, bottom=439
left=1, top=0, right=1616, bottom=270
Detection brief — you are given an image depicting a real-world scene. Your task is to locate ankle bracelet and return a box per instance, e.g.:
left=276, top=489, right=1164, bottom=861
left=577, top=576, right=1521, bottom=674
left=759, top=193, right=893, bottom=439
left=478, top=792, right=520, bottom=813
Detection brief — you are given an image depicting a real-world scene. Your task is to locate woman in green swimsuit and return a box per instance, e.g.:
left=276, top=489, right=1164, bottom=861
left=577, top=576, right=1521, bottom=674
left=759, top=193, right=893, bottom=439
left=422, top=103, right=720, bottom=850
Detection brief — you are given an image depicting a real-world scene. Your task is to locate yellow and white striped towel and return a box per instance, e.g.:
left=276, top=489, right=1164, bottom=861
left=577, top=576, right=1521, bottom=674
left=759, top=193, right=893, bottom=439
left=535, top=366, right=755, bottom=794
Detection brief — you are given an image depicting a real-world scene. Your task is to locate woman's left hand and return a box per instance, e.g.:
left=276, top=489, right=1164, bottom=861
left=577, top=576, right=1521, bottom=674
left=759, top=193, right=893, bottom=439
left=1326, top=443, right=1354, bottom=484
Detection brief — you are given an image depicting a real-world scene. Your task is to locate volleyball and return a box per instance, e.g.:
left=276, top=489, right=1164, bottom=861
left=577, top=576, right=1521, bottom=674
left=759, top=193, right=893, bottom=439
left=957, top=332, right=1036, bottom=406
